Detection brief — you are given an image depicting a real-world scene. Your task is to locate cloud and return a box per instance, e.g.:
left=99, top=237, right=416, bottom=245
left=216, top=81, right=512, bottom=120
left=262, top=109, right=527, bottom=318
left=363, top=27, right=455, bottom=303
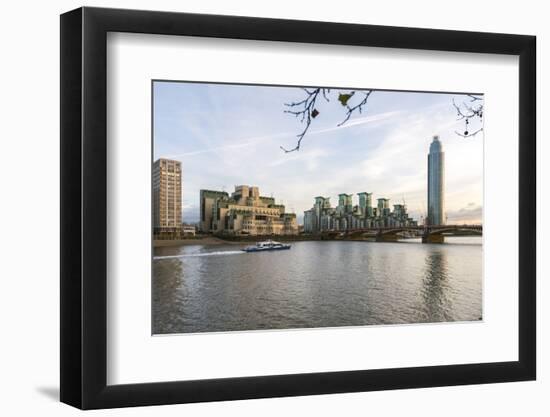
left=154, top=83, right=483, bottom=225
left=163, top=134, right=281, bottom=158
left=268, top=147, right=329, bottom=169
left=162, top=110, right=400, bottom=159
left=446, top=204, right=483, bottom=223
left=308, top=110, right=402, bottom=135
left=182, top=204, right=200, bottom=224
left=291, top=106, right=482, bottom=219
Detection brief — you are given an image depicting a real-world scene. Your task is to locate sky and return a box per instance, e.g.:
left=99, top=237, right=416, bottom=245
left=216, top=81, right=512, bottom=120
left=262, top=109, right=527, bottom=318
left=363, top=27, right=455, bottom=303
left=153, top=81, right=484, bottom=225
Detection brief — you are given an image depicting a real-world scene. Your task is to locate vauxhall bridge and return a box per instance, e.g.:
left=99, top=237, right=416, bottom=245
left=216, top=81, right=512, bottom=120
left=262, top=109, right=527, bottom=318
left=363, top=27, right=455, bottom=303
left=320, top=224, right=483, bottom=243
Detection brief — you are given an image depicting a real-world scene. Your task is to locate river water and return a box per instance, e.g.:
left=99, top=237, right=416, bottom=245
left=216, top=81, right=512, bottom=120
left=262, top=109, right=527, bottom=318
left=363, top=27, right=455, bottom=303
left=153, top=237, right=482, bottom=334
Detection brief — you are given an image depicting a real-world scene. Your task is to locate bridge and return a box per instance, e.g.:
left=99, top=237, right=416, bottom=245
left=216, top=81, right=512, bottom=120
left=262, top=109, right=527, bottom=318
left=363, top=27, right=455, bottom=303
left=320, top=224, right=482, bottom=243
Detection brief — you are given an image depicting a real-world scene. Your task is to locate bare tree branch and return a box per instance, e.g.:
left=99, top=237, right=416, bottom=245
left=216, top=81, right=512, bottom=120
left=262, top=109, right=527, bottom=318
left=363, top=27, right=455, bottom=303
left=454, top=128, right=483, bottom=137
left=282, top=88, right=483, bottom=152
left=337, top=91, right=373, bottom=126
left=280, top=88, right=330, bottom=153
left=282, top=88, right=372, bottom=152
left=452, top=95, right=484, bottom=137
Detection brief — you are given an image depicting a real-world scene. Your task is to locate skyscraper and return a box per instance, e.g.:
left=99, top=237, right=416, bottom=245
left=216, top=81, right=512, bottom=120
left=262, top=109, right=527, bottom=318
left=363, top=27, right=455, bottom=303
left=153, top=158, right=182, bottom=235
left=427, top=135, right=445, bottom=225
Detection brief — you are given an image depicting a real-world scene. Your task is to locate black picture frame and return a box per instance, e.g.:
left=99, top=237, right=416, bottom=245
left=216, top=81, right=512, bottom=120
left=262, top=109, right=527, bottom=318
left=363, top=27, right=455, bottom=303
left=60, top=6, right=536, bottom=410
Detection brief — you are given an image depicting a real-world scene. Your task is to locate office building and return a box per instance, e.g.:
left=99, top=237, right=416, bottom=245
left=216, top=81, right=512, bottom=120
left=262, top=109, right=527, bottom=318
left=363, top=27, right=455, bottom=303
left=153, top=158, right=182, bottom=236
left=200, top=185, right=298, bottom=236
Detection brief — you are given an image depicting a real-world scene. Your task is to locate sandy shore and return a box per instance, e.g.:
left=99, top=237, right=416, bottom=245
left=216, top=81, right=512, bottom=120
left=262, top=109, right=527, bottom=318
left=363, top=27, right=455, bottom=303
left=153, top=235, right=381, bottom=247
left=153, top=237, right=245, bottom=247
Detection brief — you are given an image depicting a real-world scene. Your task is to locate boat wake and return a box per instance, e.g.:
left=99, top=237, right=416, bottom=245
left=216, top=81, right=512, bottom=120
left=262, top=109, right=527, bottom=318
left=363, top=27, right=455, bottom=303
left=153, top=250, right=244, bottom=260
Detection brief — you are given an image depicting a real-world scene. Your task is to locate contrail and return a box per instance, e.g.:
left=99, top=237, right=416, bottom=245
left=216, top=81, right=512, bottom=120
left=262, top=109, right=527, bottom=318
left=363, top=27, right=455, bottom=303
left=161, top=110, right=401, bottom=159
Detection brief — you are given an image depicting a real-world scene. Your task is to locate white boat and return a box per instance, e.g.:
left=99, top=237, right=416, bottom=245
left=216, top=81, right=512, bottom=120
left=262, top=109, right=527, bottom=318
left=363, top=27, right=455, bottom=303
left=242, top=240, right=291, bottom=253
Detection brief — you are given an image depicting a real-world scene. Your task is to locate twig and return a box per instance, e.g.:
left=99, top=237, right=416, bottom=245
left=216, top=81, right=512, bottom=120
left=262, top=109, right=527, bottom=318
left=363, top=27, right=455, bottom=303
left=282, top=88, right=372, bottom=152
left=338, top=91, right=373, bottom=126
left=281, top=88, right=329, bottom=152
left=454, top=128, right=483, bottom=137
left=452, top=96, right=484, bottom=138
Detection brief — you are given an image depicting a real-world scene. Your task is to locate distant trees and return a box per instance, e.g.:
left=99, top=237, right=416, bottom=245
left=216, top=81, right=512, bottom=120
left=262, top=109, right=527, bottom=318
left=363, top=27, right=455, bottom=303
left=282, top=89, right=484, bottom=153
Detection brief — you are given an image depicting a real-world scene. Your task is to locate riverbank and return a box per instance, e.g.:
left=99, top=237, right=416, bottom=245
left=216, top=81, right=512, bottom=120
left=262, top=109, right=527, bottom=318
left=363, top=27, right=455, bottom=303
left=153, top=234, right=478, bottom=248
left=153, top=236, right=245, bottom=247
left=153, top=234, right=377, bottom=247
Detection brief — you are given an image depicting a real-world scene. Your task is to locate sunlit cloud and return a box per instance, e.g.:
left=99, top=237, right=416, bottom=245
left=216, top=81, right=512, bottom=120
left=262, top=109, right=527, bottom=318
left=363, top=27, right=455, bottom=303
left=447, top=204, right=483, bottom=223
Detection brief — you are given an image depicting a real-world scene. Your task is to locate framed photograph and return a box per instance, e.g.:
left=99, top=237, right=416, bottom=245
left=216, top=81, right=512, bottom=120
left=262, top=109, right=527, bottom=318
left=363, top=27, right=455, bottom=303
left=60, top=7, right=536, bottom=409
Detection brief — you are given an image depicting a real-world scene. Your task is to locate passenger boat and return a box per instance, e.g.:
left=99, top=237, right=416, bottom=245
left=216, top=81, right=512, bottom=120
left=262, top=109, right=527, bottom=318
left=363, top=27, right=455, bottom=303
left=242, top=240, right=291, bottom=253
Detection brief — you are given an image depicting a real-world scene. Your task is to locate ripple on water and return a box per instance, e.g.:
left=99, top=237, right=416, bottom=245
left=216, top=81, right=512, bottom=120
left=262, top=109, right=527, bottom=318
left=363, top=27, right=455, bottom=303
left=152, top=238, right=482, bottom=334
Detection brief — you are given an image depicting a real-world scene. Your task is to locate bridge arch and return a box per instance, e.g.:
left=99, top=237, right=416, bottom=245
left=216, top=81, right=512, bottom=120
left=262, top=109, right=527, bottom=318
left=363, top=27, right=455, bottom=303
left=378, top=227, right=420, bottom=236
left=318, top=224, right=482, bottom=243
left=426, top=227, right=483, bottom=236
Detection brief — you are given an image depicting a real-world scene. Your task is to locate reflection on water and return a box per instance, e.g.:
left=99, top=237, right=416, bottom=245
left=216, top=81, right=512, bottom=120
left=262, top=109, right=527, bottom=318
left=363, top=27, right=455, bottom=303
left=153, top=237, right=482, bottom=334
left=420, top=251, right=451, bottom=322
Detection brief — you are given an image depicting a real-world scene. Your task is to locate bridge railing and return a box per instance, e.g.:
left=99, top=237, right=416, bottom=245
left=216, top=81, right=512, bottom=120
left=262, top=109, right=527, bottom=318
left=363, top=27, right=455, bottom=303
left=319, top=224, right=482, bottom=234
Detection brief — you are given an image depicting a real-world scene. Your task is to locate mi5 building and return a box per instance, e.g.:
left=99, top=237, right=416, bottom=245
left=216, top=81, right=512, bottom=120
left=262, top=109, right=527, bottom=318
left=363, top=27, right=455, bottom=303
left=200, top=185, right=298, bottom=236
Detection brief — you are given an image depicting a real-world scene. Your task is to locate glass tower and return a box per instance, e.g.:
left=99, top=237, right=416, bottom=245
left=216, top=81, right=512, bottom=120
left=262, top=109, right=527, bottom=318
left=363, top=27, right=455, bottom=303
left=427, top=135, right=445, bottom=225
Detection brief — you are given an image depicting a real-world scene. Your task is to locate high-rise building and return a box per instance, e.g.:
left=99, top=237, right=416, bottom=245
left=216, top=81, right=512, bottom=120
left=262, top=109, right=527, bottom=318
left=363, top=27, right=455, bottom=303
left=357, top=192, right=373, bottom=217
left=377, top=198, right=390, bottom=217
left=303, top=192, right=417, bottom=233
left=427, top=135, right=445, bottom=225
left=337, top=193, right=353, bottom=214
left=153, top=158, right=182, bottom=235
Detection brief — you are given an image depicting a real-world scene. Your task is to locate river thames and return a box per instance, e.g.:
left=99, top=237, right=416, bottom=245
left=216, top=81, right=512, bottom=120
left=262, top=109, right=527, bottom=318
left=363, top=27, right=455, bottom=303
left=152, top=237, right=482, bottom=334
